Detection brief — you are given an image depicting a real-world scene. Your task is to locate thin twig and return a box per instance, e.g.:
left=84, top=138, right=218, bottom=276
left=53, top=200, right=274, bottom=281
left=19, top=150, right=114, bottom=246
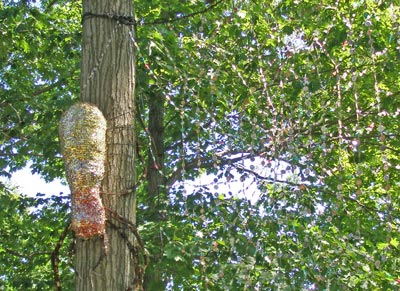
left=140, top=0, right=224, bottom=26
left=51, top=222, right=70, bottom=291
left=105, top=208, right=148, bottom=291
left=4, top=248, right=51, bottom=258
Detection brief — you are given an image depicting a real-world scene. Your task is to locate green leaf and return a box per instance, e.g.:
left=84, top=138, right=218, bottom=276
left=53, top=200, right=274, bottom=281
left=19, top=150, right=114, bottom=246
left=390, top=238, right=399, bottom=249
left=377, top=242, right=389, bottom=250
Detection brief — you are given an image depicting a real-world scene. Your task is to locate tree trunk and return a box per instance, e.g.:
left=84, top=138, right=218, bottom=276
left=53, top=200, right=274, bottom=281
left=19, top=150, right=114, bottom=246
left=76, top=0, right=137, bottom=290
left=143, top=90, right=165, bottom=290
left=146, top=90, right=165, bottom=210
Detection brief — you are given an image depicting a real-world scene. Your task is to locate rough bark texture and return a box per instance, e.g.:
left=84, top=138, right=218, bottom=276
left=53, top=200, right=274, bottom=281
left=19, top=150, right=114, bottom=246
left=146, top=91, right=165, bottom=209
left=76, top=0, right=136, bottom=290
left=143, top=91, right=165, bottom=290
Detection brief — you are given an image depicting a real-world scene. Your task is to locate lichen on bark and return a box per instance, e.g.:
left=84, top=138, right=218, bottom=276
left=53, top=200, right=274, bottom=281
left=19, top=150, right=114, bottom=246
left=59, top=102, right=107, bottom=239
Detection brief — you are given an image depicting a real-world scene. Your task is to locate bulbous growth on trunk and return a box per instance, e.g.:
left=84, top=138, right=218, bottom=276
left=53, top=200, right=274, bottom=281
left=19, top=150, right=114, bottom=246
left=59, top=102, right=107, bottom=239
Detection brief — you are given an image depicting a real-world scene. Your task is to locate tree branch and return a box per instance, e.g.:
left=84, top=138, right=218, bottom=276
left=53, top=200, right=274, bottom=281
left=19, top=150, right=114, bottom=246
left=44, top=0, right=59, bottom=12
left=32, top=78, right=68, bottom=97
left=4, top=248, right=51, bottom=259
left=141, top=0, right=225, bottom=26
left=51, top=222, right=70, bottom=291
left=233, top=164, right=301, bottom=187
left=166, top=149, right=278, bottom=187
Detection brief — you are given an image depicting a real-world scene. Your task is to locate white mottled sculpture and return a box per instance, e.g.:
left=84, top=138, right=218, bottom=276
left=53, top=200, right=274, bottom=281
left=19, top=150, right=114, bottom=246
left=59, top=102, right=107, bottom=239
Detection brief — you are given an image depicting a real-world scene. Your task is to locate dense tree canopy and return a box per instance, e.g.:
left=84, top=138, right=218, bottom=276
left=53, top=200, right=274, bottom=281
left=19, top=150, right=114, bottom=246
left=1, top=0, right=399, bottom=290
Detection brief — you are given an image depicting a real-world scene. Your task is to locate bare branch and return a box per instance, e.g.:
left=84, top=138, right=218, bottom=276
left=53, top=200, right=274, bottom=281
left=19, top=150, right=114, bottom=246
left=233, top=164, right=300, bottom=187
left=51, top=223, right=70, bottom=291
left=4, top=248, right=51, bottom=259
left=141, top=0, right=225, bottom=26
left=32, top=78, right=68, bottom=97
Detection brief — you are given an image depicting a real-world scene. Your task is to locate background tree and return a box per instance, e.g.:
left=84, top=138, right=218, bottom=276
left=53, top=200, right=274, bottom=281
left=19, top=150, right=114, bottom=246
left=1, top=0, right=399, bottom=290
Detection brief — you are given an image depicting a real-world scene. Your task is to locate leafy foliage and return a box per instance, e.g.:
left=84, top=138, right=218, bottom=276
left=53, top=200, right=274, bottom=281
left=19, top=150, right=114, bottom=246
left=1, top=0, right=399, bottom=290
left=135, top=2, right=400, bottom=288
left=0, top=0, right=80, bottom=180
left=0, top=186, right=72, bottom=291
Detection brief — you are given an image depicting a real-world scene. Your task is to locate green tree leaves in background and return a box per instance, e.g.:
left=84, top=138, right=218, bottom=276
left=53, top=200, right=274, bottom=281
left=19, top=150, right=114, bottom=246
left=0, top=185, right=72, bottom=290
left=1, top=0, right=399, bottom=290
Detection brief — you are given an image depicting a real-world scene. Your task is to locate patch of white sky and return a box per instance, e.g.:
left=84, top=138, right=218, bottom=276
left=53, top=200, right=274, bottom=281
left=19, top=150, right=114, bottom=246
left=5, top=156, right=303, bottom=207
left=0, top=164, right=69, bottom=197
left=173, top=156, right=303, bottom=205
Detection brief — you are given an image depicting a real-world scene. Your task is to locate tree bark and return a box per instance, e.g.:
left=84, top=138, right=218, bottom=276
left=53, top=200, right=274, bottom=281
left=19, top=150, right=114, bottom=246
left=76, top=0, right=137, bottom=290
left=143, top=90, right=165, bottom=290
left=146, top=90, right=165, bottom=210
